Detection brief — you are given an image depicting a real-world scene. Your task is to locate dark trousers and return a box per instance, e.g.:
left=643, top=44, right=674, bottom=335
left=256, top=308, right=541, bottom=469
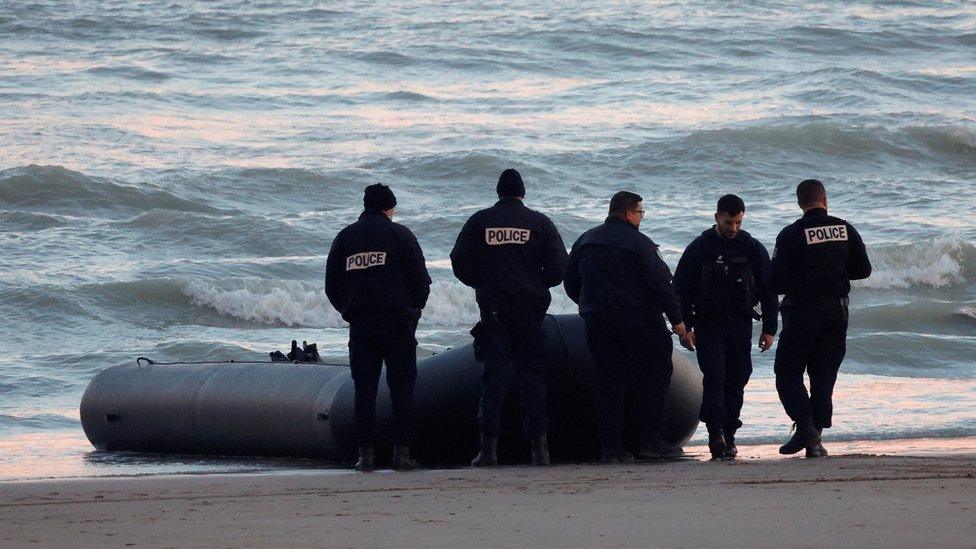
left=348, top=315, right=418, bottom=447
left=474, top=306, right=548, bottom=438
left=694, top=318, right=753, bottom=436
left=584, top=314, right=674, bottom=452
left=774, top=299, right=848, bottom=429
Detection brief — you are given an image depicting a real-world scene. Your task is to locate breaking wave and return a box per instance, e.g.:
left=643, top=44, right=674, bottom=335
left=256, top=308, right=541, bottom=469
left=182, top=277, right=579, bottom=328
left=857, top=235, right=975, bottom=289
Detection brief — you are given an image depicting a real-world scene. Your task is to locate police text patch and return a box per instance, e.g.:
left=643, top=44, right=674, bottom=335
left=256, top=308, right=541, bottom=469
left=346, top=251, right=387, bottom=271
left=485, top=227, right=530, bottom=246
left=805, top=225, right=848, bottom=245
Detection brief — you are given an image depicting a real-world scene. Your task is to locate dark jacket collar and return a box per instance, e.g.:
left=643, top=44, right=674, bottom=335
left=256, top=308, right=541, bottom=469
left=803, top=207, right=828, bottom=217
left=604, top=216, right=637, bottom=230
left=495, top=197, right=525, bottom=207
left=359, top=209, right=391, bottom=221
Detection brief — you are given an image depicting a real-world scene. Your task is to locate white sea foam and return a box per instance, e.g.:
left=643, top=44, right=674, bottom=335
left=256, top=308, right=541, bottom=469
left=183, top=278, right=580, bottom=328
left=183, top=278, right=341, bottom=327
left=857, top=235, right=974, bottom=289
left=425, top=258, right=453, bottom=270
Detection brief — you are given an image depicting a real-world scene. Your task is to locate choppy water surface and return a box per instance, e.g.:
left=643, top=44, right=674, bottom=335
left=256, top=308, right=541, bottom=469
left=1, top=1, right=974, bottom=478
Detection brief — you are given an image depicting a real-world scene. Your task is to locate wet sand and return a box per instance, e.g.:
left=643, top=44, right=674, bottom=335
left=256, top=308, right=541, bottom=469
left=1, top=453, right=974, bottom=548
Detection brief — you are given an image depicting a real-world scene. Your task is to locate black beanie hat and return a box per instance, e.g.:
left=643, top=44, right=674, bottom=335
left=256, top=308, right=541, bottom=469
left=496, top=169, right=525, bottom=198
left=363, top=183, right=397, bottom=211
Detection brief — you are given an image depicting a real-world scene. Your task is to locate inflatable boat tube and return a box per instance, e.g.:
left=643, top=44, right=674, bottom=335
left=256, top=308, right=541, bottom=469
left=80, top=314, right=702, bottom=465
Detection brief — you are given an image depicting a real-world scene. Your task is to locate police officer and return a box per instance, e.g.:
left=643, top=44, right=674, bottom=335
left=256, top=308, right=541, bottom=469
left=673, top=194, right=777, bottom=460
left=772, top=179, right=871, bottom=457
left=450, top=169, right=569, bottom=467
left=325, top=184, right=432, bottom=472
left=564, top=191, right=687, bottom=463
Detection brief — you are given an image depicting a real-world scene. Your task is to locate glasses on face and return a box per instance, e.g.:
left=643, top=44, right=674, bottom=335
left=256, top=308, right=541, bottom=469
left=630, top=209, right=645, bottom=217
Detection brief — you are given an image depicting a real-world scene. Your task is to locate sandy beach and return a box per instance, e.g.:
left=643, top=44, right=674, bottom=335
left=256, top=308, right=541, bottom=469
left=2, top=453, right=973, bottom=548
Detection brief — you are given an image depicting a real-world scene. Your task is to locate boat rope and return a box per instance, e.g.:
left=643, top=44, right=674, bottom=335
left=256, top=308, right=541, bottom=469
left=135, top=357, right=348, bottom=367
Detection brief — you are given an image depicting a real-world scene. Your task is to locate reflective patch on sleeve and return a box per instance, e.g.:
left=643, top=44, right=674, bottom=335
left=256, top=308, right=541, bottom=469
left=805, top=225, right=848, bottom=245
left=485, top=227, right=531, bottom=245
left=346, top=251, right=387, bottom=271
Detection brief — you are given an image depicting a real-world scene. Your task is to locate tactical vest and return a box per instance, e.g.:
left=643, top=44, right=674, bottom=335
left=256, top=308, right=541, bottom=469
left=695, top=234, right=756, bottom=319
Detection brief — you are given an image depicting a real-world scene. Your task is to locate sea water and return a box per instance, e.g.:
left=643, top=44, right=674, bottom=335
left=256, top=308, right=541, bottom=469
left=1, top=1, right=974, bottom=478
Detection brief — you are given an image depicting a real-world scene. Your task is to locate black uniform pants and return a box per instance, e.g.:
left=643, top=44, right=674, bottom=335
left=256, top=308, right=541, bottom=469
left=348, top=315, right=418, bottom=447
left=584, top=314, right=674, bottom=452
left=694, top=317, right=753, bottom=436
left=474, top=305, right=548, bottom=439
left=774, top=299, right=848, bottom=429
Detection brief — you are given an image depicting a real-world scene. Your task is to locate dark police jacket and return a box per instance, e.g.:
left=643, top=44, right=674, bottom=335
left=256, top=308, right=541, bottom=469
left=450, top=197, right=568, bottom=311
left=673, top=227, right=777, bottom=334
left=563, top=217, right=682, bottom=326
left=771, top=208, right=871, bottom=302
left=325, top=209, right=432, bottom=322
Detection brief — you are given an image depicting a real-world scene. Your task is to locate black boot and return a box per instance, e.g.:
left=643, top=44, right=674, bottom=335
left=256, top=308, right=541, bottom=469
left=600, top=447, right=635, bottom=464
left=392, top=445, right=419, bottom=471
left=723, top=430, right=738, bottom=459
left=806, top=428, right=828, bottom=458
left=531, top=434, right=550, bottom=466
left=470, top=433, right=498, bottom=467
left=355, top=446, right=375, bottom=472
left=779, top=417, right=820, bottom=455
left=708, top=429, right=727, bottom=460
left=639, top=434, right=684, bottom=460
